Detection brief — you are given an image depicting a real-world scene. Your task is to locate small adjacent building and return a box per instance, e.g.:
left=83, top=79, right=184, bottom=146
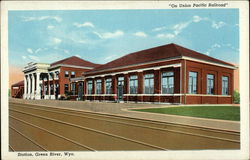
left=23, top=62, right=50, bottom=99
left=46, top=56, right=100, bottom=99
left=22, top=56, right=99, bottom=100
left=11, top=80, right=24, bottom=98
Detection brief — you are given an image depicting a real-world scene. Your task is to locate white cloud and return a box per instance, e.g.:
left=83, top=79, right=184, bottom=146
left=27, top=48, right=33, bottom=54
left=152, top=26, right=166, bottom=32
left=28, top=55, right=39, bottom=61
left=69, top=37, right=87, bottom=44
left=53, top=38, right=62, bottom=44
left=35, top=48, right=41, bottom=53
left=212, top=43, right=221, bottom=48
left=22, top=56, right=26, bottom=60
left=211, top=21, right=226, bottom=29
left=193, top=15, right=202, bottom=23
left=94, top=30, right=124, bottom=39
left=22, top=16, right=62, bottom=22
left=47, top=25, right=55, bottom=29
left=133, top=31, right=147, bottom=37
left=73, top=22, right=95, bottom=28
left=156, top=33, right=175, bottom=39
left=154, top=15, right=203, bottom=39
left=172, top=21, right=190, bottom=35
left=75, top=54, right=81, bottom=58
left=205, top=43, right=222, bottom=55
left=222, top=43, right=239, bottom=51
left=64, top=50, right=70, bottom=54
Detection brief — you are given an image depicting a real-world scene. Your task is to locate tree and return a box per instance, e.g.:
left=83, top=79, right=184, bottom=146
left=233, top=90, right=240, bottom=104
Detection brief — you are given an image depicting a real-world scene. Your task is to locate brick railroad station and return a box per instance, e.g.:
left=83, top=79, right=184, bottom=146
left=12, top=43, right=237, bottom=104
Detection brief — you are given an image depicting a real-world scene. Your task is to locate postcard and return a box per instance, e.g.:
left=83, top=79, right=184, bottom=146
left=1, top=1, right=249, bottom=160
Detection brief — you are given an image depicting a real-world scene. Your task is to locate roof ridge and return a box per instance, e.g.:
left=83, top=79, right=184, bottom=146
left=170, top=43, right=184, bottom=57
left=51, top=56, right=100, bottom=67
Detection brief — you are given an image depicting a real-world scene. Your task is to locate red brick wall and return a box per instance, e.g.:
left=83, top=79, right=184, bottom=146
left=11, top=86, right=24, bottom=98
left=184, top=60, right=234, bottom=104
left=72, top=59, right=234, bottom=104
left=57, top=66, right=91, bottom=95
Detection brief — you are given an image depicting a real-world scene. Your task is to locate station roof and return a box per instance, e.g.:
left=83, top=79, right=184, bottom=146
left=86, top=43, right=235, bottom=74
left=50, top=56, right=100, bottom=68
left=12, top=80, right=24, bottom=87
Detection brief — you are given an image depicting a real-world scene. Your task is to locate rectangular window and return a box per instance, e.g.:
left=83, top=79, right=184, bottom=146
left=71, top=83, right=76, bottom=95
left=188, top=72, right=198, bottom=94
left=95, top=79, right=102, bottom=94
left=50, top=84, right=54, bottom=95
left=118, top=77, right=124, bottom=86
left=105, top=78, right=112, bottom=94
left=162, top=72, right=174, bottom=94
left=65, top=71, right=69, bottom=78
left=55, top=71, right=59, bottom=78
left=129, top=75, right=138, bottom=94
left=45, top=85, right=48, bottom=95
left=87, top=80, right=93, bottom=94
left=222, top=76, right=229, bottom=95
left=144, top=74, right=154, bottom=94
left=64, top=84, right=69, bottom=94
left=207, top=74, right=214, bottom=94
left=71, top=71, right=75, bottom=78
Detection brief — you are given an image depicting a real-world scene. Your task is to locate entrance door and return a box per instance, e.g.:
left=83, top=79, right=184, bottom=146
left=78, top=82, right=83, bottom=100
left=55, top=84, right=59, bottom=100
left=117, top=77, right=124, bottom=101
left=117, top=85, right=123, bottom=101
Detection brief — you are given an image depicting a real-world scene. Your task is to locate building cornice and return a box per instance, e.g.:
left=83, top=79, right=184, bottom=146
left=85, top=63, right=181, bottom=79
left=85, top=55, right=236, bottom=76
left=85, top=56, right=182, bottom=75
left=23, top=63, right=50, bottom=73
left=182, top=56, right=237, bottom=70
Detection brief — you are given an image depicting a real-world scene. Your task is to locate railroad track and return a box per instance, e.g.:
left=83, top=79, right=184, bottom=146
left=9, top=102, right=240, bottom=151
left=10, top=102, right=240, bottom=140
left=9, top=109, right=166, bottom=151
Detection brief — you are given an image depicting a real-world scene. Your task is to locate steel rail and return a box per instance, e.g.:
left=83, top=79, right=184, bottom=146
left=9, top=115, right=96, bottom=151
left=9, top=145, right=15, bottom=152
left=10, top=110, right=167, bottom=150
left=10, top=105, right=240, bottom=143
left=9, top=126, right=48, bottom=151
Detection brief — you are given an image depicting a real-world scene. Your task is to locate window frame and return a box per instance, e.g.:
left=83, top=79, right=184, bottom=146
left=87, top=80, right=93, bottom=94
left=129, top=75, right=138, bottom=94
left=55, top=71, right=59, bottom=79
left=71, top=71, right=75, bottom=78
left=222, top=76, right=229, bottom=95
left=65, top=71, right=69, bottom=78
left=144, top=74, right=154, bottom=94
left=207, top=74, right=215, bottom=95
left=95, top=79, right=102, bottom=94
left=161, top=71, right=174, bottom=94
left=188, top=71, right=198, bottom=94
left=50, top=84, right=54, bottom=95
left=105, top=78, right=112, bottom=94
left=64, top=84, right=69, bottom=94
left=71, top=83, right=76, bottom=95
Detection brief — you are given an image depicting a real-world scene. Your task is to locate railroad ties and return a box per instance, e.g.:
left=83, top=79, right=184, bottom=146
left=9, top=102, right=240, bottom=151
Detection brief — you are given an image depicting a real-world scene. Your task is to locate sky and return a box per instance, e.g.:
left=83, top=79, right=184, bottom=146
left=8, top=9, right=239, bottom=86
